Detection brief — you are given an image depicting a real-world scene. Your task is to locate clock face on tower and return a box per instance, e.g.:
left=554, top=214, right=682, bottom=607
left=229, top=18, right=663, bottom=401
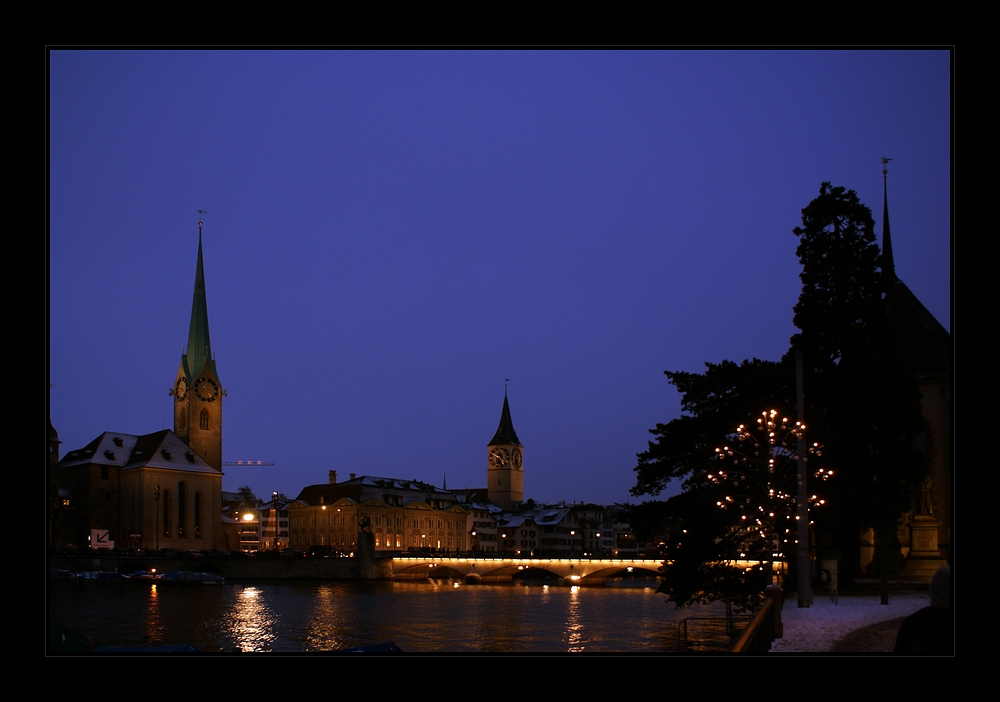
left=174, top=377, right=188, bottom=401
left=195, top=377, right=220, bottom=402
left=490, top=446, right=511, bottom=468
left=512, top=448, right=522, bottom=469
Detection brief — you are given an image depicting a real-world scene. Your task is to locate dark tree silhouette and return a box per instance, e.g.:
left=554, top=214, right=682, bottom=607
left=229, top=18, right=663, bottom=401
left=633, top=182, right=927, bottom=597
left=790, top=183, right=926, bottom=585
left=632, top=358, right=793, bottom=497
left=655, top=484, right=772, bottom=613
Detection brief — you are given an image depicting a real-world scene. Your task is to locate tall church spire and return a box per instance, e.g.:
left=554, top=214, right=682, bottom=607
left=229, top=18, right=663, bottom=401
left=489, top=391, right=522, bottom=447
left=881, top=157, right=898, bottom=285
left=173, top=214, right=223, bottom=472
left=185, top=219, right=213, bottom=380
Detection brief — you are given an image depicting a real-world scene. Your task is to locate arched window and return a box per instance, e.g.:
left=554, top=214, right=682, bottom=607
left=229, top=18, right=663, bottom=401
left=178, top=482, right=186, bottom=537
left=194, top=492, right=201, bottom=538
left=199, top=409, right=209, bottom=430
left=163, top=490, right=170, bottom=536
left=179, top=407, right=187, bottom=429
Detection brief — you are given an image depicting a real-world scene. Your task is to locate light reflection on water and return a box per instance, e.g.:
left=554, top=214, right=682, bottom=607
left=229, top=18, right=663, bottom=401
left=49, top=579, right=725, bottom=653
left=226, top=586, right=278, bottom=652
left=565, top=585, right=585, bottom=652
left=142, top=584, right=163, bottom=643
left=304, top=584, right=343, bottom=651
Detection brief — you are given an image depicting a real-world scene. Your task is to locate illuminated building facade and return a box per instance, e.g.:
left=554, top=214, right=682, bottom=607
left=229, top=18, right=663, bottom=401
left=287, top=472, right=470, bottom=553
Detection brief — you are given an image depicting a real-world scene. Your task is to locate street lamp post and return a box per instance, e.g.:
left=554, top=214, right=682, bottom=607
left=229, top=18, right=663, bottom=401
left=272, top=492, right=279, bottom=552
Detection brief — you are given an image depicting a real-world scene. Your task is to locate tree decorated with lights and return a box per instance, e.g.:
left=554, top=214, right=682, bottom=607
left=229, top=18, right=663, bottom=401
left=708, top=409, right=829, bottom=580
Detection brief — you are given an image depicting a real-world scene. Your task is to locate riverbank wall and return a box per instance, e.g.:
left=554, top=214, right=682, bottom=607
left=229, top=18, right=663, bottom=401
left=49, top=554, right=394, bottom=580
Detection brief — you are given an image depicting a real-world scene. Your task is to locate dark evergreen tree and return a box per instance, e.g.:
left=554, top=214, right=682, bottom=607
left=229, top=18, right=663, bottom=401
left=654, top=485, right=771, bottom=613
left=789, top=183, right=926, bottom=584
left=632, top=358, right=793, bottom=497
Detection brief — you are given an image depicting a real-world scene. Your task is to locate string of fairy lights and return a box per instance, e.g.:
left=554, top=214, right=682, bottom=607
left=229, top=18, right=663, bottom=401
left=708, top=409, right=831, bottom=565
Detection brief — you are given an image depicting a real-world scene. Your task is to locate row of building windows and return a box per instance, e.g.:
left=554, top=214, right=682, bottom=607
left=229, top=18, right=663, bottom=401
left=290, top=514, right=466, bottom=530
left=287, top=529, right=467, bottom=551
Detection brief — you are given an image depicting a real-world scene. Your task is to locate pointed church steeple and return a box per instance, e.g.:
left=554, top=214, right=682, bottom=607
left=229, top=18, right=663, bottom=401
left=173, top=214, right=223, bottom=471
left=489, top=391, right=522, bottom=447
left=185, top=220, right=214, bottom=380
left=881, top=157, right=898, bottom=285
left=487, top=388, right=523, bottom=509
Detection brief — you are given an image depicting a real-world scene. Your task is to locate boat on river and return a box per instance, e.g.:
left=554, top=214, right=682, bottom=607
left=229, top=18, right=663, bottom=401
left=157, top=571, right=226, bottom=586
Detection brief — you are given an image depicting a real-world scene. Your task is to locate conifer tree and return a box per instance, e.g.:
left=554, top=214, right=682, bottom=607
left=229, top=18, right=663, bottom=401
left=790, top=183, right=925, bottom=583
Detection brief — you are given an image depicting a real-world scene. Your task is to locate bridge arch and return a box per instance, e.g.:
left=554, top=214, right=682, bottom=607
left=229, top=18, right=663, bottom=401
left=390, top=557, right=666, bottom=584
left=511, top=566, right=561, bottom=581
left=579, top=565, right=662, bottom=580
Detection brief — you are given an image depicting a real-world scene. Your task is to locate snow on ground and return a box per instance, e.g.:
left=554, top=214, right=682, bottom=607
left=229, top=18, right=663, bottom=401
left=770, top=591, right=929, bottom=652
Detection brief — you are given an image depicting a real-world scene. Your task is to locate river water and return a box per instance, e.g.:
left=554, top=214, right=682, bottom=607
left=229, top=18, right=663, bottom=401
left=49, top=579, right=731, bottom=653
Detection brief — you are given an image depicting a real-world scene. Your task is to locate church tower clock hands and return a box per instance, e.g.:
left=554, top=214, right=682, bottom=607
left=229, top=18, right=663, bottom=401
left=487, top=389, right=523, bottom=510
left=170, top=215, right=225, bottom=472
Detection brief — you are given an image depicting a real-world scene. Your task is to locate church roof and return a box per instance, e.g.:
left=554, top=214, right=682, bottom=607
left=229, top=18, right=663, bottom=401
left=120, top=429, right=219, bottom=473
left=880, top=164, right=951, bottom=380
left=489, top=394, right=521, bottom=446
left=59, top=430, right=218, bottom=474
left=885, top=280, right=952, bottom=380
left=60, top=432, right=139, bottom=467
left=182, top=227, right=216, bottom=382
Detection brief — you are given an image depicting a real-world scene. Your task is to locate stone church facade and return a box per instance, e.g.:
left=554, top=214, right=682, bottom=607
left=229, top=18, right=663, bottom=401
left=53, top=220, right=225, bottom=550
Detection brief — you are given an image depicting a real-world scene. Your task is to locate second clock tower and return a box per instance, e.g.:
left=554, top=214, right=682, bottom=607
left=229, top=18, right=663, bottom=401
left=487, top=390, right=523, bottom=509
left=172, top=218, right=224, bottom=471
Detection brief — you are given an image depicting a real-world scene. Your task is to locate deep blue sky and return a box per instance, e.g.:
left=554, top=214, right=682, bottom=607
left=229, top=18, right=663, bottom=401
left=49, top=50, right=951, bottom=506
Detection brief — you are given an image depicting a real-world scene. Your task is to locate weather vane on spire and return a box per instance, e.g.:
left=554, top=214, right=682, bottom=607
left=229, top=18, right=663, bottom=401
left=198, top=209, right=208, bottom=231
left=505, top=378, right=510, bottom=394
left=881, top=156, right=892, bottom=176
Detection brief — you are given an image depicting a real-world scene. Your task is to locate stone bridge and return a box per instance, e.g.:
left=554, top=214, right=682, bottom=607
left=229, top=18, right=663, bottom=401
left=390, top=556, right=664, bottom=585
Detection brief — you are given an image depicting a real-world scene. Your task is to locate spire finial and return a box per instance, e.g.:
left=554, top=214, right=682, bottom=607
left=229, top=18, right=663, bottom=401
left=880, top=157, right=897, bottom=284
left=505, top=378, right=510, bottom=396
left=198, top=209, right=208, bottom=233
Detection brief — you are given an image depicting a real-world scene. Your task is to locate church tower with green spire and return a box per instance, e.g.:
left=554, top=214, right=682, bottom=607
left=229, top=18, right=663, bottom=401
left=487, top=389, right=523, bottom=509
left=172, top=218, right=224, bottom=471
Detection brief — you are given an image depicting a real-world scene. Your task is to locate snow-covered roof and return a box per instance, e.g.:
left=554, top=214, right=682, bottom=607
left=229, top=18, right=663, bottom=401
left=60, top=429, right=219, bottom=475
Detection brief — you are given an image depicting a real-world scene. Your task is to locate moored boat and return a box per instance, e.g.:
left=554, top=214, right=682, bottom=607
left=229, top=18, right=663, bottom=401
left=157, top=571, right=226, bottom=586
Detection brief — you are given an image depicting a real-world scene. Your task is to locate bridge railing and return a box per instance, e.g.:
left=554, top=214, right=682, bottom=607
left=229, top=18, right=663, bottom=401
left=389, top=550, right=662, bottom=562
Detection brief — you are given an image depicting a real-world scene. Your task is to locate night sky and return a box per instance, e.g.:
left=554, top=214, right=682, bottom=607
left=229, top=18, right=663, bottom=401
left=48, top=50, right=951, bottom=506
